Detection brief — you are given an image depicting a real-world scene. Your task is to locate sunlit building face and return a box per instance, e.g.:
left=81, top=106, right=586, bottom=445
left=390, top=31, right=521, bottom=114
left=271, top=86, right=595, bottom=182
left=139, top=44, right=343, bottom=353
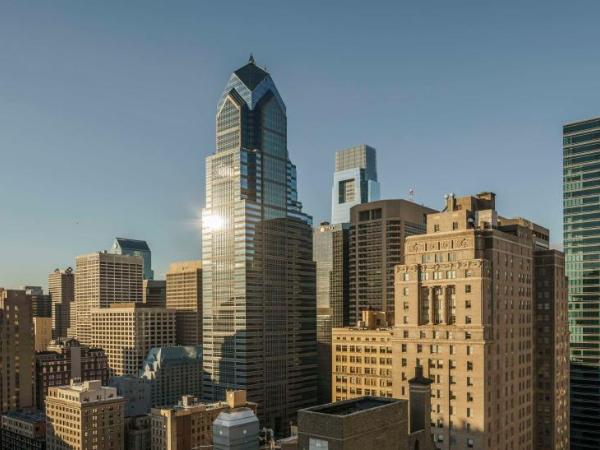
left=201, top=57, right=316, bottom=435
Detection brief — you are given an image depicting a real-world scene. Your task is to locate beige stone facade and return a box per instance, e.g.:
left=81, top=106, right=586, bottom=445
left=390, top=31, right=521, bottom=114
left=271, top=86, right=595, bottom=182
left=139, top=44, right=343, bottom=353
left=46, top=380, right=125, bottom=450
left=74, top=252, right=143, bottom=345
left=150, top=390, right=256, bottom=450
left=166, top=261, right=202, bottom=346
left=33, top=316, right=53, bottom=352
left=0, top=289, right=34, bottom=414
left=391, top=192, right=567, bottom=450
left=332, top=311, right=393, bottom=402
left=91, top=303, right=176, bottom=376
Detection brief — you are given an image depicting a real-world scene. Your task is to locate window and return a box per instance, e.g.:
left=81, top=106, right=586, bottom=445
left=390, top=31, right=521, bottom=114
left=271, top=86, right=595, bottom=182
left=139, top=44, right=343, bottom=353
left=465, top=285, right=471, bottom=293
left=452, top=222, right=459, bottom=230
left=403, top=287, right=409, bottom=296
left=465, top=300, right=471, bottom=309
left=434, top=224, right=440, bottom=232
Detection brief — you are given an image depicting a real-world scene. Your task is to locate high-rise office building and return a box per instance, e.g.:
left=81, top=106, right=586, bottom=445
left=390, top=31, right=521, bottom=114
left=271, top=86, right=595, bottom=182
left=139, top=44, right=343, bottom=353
left=110, top=237, right=154, bottom=280
left=564, top=116, right=600, bottom=449
left=22, top=285, right=43, bottom=295
left=45, top=380, right=125, bottom=450
left=348, top=199, right=435, bottom=325
left=23, top=286, right=52, bottom=318
left=331, top=145, right=380, bottom=224
left=0, top=289, right=34, bottom=414
left=74, top=251, right=143, bottom=345
left=143, top=279, right=166, bottom=308
left=201, top=57, right=317, bottom=433
left=141, top=345, right=203, bottom=408
left=331, top=310, right=393, bottom=402
left=166, top=261, right=202, bottom=346
left=533, top=250, right=570, bottom=450
left=35, top=338, right=109, bottom=410
left=90, top=303, right=176, bottom=376
left=392, top=192, right=569, bottom=450
left=313, top=222, right=349, bottom=403
left=48, top=267, right=74, bottom=339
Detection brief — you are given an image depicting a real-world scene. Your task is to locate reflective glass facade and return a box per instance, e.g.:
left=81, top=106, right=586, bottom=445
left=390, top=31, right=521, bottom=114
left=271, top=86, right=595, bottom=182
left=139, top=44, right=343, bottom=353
left=331, top=145, right=380, bottom=224
left=564, top=117, right=600, bottom=449
left=110, top=238, right=153, bottom=280
left=313, top=223, right=349, bottom=403
left=202, top=59, right=316, bottom=435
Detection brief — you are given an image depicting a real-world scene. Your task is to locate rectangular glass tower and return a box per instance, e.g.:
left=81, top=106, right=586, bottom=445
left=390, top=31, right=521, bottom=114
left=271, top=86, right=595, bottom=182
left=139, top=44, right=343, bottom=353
left=564, top=117, right=600, bottom=449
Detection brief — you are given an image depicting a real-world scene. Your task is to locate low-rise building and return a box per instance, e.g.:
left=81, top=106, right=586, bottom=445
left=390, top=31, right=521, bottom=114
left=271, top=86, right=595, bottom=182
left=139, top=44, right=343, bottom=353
left=45, top=380, right=125, bottom=450
left=151, top=390, right=256, bottom=450
left=284, top=368, right=435, bottom=450
left=213, top=402, right=260, bottom=450
left=1, top=409, right=46, bottom=450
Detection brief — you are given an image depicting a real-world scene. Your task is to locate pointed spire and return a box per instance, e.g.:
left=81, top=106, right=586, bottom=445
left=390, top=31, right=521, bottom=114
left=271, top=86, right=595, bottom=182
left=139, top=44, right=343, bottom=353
left=249, top=53, right=255, bottom=64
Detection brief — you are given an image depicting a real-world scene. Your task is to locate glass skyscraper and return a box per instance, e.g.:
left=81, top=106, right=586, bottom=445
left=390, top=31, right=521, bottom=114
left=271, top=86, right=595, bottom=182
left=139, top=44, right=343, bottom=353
left=331, top=144, right=380, bottom=224
left=313, top=222, right=349, bottom=402
left=564, top=117, right=600, bottom=449
left=202, top=56, right=317, bottom=434
left=110, top=237, right=153, bottom=280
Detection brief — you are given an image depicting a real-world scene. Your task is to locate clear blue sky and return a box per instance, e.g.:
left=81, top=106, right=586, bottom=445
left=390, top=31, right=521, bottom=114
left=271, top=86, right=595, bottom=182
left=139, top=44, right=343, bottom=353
left=2, top=1, right=600, bottom=288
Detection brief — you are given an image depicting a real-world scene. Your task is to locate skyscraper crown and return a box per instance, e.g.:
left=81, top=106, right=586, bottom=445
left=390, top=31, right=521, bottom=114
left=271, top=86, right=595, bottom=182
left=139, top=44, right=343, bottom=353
left=217, top=56, right=285, bottom=113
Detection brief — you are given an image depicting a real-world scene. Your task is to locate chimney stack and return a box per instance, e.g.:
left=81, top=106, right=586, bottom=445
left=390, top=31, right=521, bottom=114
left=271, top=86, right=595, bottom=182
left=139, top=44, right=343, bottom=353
left=408, top=366, right=433, bottom=433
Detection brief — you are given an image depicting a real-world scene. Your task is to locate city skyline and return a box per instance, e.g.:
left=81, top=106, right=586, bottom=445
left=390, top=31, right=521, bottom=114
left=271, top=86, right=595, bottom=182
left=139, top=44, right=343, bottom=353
left=4, top=2, right=600, bottom=287
left=0, top=4, right=587, bottom=448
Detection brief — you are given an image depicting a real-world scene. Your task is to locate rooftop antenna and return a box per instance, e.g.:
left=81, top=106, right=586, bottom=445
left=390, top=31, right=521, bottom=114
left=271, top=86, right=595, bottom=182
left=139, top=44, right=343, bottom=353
left=249, top=53, right=255, bottom=64
left=409, top=188, right=415, bottom=202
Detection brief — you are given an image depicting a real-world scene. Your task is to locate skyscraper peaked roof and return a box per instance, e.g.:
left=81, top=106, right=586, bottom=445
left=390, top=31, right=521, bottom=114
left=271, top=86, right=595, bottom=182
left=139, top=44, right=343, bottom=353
left=233, top=57, right=269, bottom=91
left=114, top=237, right=150, bottom=252
left=217, top=56, right=285, bottom=113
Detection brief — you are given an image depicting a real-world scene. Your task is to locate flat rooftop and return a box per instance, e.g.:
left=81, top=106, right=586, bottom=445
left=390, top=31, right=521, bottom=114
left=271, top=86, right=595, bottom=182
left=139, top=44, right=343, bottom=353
left=303, top=396, right=399, bottom=416
left=2, top=409, right=46, bottom=424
